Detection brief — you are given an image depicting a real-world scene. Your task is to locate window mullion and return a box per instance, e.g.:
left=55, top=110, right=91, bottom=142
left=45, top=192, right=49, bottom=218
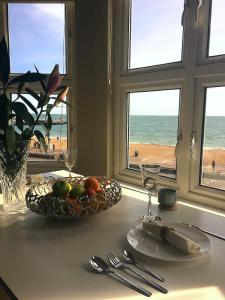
left=0, top=3, right=8, bottom=41
left=175, top=1, right=199, bottom=196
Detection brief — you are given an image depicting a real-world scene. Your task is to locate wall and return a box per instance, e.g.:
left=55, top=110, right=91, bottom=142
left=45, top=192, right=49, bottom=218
left=74, top=0, right=113, bottom=177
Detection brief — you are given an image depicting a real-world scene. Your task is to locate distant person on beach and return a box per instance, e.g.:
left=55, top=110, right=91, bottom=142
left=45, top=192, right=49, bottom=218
left=57, top=137, right=59, bottom=141
left=134, top=150, right=139, bottom=157
left=212, top=160, right=216, bottom=172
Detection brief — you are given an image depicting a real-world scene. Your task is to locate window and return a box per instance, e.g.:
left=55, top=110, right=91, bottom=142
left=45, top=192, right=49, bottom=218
left=114, top=0, right=225, bottom=207
left=8, top=3, right=66, bottom=74
left=0, top=1, right=75, bottom=172
left=128, top=89, right=180, bottom=179
left=11, top=94, right=68, bottom=162
left=208, top=0, right=225, bottom=57
left=129, top=0, right=184, bottom=68
left=200, top=87, right=225, bottom=191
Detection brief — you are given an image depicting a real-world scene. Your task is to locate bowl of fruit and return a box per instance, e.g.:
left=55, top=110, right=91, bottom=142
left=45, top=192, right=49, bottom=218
left=26, top=176, right=122, bottom=218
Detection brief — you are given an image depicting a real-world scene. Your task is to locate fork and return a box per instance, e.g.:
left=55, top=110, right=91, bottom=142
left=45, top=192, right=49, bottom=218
left=106, top=252, right=168, bottom=294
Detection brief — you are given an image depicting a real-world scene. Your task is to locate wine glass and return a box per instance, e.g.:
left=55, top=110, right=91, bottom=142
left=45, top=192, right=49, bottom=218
left=63, top=149, right=77, bottom=177
left=140, top=164, right=161, bottom=221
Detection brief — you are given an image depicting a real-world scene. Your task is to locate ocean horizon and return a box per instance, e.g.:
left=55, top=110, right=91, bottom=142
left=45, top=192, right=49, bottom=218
left=129, top=115, right=225, bottom=149
left=43, top=115, right=225, bottom=149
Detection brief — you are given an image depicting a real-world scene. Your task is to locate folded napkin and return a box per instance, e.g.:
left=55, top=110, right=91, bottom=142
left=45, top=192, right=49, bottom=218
left=142, top=219, right=200, bottom=254
left=26, top=174, right=44, bottom=185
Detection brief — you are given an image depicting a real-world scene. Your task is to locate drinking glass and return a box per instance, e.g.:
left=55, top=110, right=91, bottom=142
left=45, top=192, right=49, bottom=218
left=63, top=149, right=77, bottom=177
left=140, top=164, right=161, bottom=220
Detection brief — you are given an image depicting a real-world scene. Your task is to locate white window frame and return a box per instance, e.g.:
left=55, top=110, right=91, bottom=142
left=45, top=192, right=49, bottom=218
left=113, top=0, right=225, bottom=210
left=0, top=0, right=76, bottom=174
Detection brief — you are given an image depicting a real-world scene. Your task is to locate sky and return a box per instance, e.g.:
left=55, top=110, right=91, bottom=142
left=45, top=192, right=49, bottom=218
left=8, top=3, right=65, bottom=74
left=8, top=3, right=66, bottom=114
left=129, top=0, right=225, bottom=116
left=6, top=1, right=225, bottom=116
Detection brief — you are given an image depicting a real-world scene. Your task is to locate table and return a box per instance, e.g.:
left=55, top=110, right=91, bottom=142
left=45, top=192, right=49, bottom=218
left=0, top=171, right=225, bottom=300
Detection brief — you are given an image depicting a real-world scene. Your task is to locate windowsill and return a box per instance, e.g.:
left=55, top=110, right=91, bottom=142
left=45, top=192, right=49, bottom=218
left=120, top=181, right=225, bottom=214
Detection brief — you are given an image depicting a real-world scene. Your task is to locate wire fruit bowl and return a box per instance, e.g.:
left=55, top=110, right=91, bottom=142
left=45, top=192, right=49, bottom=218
left=26, top=176, right=122, bottom=218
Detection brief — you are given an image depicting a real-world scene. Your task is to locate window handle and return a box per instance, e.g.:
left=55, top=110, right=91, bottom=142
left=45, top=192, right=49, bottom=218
left=196, top=0, right=205, bottom=23
left=175, top=130, right=182, bottom=158
left=190, top=131, right=196, bottom=160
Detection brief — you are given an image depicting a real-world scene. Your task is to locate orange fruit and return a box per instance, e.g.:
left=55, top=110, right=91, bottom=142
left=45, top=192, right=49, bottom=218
left=85, top=188, right=96, bottom=197
left=84, top=177, right=100, bottom=191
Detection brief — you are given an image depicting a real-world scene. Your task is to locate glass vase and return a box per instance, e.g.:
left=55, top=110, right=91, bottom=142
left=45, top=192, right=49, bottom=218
left=0, top=140, right=29, bottom=214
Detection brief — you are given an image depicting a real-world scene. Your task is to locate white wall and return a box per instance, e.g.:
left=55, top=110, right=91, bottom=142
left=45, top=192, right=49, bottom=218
left=74, top=0, right=113, bottom=177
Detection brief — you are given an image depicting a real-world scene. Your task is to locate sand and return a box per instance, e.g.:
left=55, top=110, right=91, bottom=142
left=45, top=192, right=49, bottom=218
left=28, top=139, right=225, bottom=174
left=29, top=137, right=67, bottom=157
left=129, top=143, right=225, bottom=174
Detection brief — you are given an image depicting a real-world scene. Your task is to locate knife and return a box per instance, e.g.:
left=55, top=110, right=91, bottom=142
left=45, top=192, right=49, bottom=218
left=183, top=223, right=225, bottom=241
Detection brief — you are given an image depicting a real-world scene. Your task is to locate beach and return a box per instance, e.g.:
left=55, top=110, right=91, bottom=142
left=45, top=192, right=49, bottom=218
left=29, top=136, right=67, bottom=158
left=129, top=143, right=225, bottom=174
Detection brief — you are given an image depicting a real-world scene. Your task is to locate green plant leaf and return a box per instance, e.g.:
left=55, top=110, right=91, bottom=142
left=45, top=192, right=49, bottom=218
left=22, top=128, right=31, bottom=139
left=11, top=102, right=34, bottom=127
left=20, top=94, right=38, bottom=115
left=17, top=71, right=30, bottom=95
left=47, top=113, right=52, bottom=131
left=5, top=126, right=16, bottom=154
left=34, top=130, right=47, bottom=152
left=25, top=87, right=41, bottom=103
left=16, top=116, right=23, bottom=132
left=37, top=120, right=48, bottom=133
left=8, top=72, right=47, bottom=86
left=0, top=37, right=10, bottom=85
left=40, top=95, right=50, bottom=107
left=37, top=92, right=45, bottom=108
left=34, top=65, right=47, bottom=93
left=46, top=104, right=54, bottom=113
left=0, top=94, right=9, bottom=131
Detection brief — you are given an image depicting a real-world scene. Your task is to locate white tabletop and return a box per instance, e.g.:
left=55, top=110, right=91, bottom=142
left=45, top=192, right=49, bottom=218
left=0, top=172, right=225, bottom=300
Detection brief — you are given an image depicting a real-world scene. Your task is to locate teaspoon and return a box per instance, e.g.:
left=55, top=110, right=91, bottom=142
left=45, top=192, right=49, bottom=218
left=123, top=250, right=165, bottom=282
left=90, top=256, right=151, bottom=297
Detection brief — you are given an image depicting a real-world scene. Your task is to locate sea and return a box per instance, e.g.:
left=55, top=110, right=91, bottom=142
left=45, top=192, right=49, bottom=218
left=129, top=115, right=225, bottom=149
left=44, top=115, right=225, bottom=149
left=35, top=114, right=67, bottom=139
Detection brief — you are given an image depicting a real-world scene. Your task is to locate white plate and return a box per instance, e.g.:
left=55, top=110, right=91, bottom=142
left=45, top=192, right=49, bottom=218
left=127, top=223, right=211, bottom=262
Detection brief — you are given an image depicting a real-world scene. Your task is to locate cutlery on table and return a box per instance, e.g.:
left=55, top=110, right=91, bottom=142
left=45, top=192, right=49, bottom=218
left=90, top=256, right=151, bottom=297
left=106, top=252, right=168, bottom=294
left=123, top=249, right=165, bottom=282
left=182, top=223, right=225, bottom=241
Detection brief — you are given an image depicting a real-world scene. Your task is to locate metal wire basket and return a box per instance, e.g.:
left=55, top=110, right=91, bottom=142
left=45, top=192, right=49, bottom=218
left=26, top=176, right=122, bottom=218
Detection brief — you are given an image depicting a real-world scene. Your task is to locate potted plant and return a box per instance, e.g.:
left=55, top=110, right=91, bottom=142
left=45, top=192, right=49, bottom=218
left=0, top=37, right=69, bottom=213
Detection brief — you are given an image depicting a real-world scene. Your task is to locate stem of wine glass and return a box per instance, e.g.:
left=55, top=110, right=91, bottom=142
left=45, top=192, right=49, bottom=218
left=68, top=168, right=72, bottom=178
left=147, top=191, right=152, bottom=214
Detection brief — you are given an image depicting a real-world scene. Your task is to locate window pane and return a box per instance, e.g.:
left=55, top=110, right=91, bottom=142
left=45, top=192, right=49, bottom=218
left=201, top=87, right=225, bottom=190
left=128, top=89, right=180, bottom=178
left=208, top=0, right=225, bottom=57
left=8, top=3, right=66, bottom=74
left=11, top=94, right=67, bottom=161
left=129, top=0, right=184, bottom=69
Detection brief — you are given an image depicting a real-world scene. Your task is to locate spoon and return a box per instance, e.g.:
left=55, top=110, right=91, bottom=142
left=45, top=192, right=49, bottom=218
left=123, top=250, right=165, bottom=282
left=90, top=256, right=151, bottom=297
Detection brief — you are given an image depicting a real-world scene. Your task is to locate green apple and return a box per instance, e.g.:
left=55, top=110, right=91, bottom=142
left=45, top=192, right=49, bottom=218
left=69, top=184, right=85, bottom=199
left=52, top=180, right=72, bottom=197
